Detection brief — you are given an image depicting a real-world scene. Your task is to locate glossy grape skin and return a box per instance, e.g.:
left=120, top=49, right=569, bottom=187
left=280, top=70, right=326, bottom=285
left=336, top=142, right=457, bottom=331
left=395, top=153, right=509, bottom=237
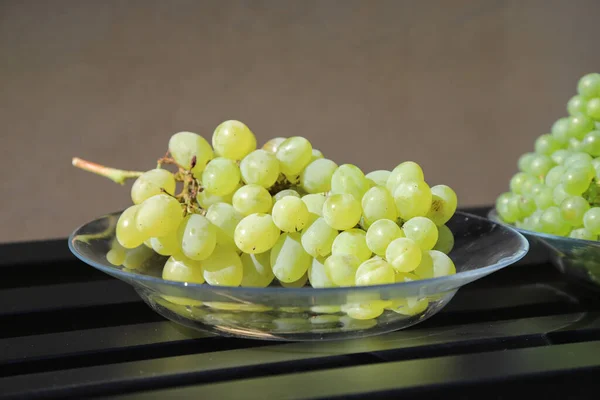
left=239, top=150, right=280, bottom=188
left=300, top=158, right=338, bottom=194
left=234, top=213, right=281, bottom=254
left=212, top=120, right=257, bottom=160
left=365, top=219, right=404, bottom=256
left=131, top=169, right=176, bottom=205
left=276, top=136, right=313, bottom=176
left=322, top=193, right=362, bottom=230
left=362, top=186, right=398, bottom=227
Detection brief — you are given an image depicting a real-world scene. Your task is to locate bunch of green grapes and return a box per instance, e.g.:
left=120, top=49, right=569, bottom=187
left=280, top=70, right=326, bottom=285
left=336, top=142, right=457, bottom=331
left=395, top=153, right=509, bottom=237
left=496, top=73, right=600, bottom=240
left=75, top=119, right=458, bottom=313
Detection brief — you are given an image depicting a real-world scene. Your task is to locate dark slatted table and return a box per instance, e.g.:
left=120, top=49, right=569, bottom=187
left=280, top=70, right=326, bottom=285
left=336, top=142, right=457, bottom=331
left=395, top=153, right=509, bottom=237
left=2, top=207, right=600, bottom=399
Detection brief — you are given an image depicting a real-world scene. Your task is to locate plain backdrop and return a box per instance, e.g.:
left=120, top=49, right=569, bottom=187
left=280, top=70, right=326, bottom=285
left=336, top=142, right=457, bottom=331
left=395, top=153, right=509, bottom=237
left=2, top=0, right=600, bottom=243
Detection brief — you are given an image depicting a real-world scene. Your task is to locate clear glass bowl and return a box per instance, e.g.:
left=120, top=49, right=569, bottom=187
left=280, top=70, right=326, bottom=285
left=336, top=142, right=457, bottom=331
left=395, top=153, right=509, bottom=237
left=69, top=211, right=528, bottom=341
left=489, top=209, right=600, bottom=290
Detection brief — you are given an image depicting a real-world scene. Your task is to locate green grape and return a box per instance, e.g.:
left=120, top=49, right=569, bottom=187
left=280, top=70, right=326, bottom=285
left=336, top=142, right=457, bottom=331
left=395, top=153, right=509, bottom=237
left=162, top=255, right=204, bottom=283
left=564, top=152, right=593, bottom=167
left=300, top=158, right=338, bottom=193
left=385, top=237, right=422, bottom=273
left=355, top=257, right=395, bottom=286
left=393, top=180, right=432, bottom=220
left=527, top=210, right=544, bottom=232
left=234, top=213, right=281, bottom=254
left=521, top=174, right=540, bottom=196
left=534, top=134, right=560, bottom=155
left=270, top=232, right=312, bottom=283
left=206, top=202, right=243, bottom=249
left=517, top=195, right=536, bottom=217
left=568, top=138, right=583, bottom=152
left=569, top=228, right=597, bottom=241
left=150, top=232, right=181, bottom=256
left=202, top=157, right=241, bottom=196
left=322, top=193, right=362, bottom=230
left=540, top=207, right=570, bottom=236
left=560, top=196, right=590, bottom=226
left=545, top=166, right=565, bottom=188
left=497, top=194, right=521, bottom=223
left=116, top=205, right=146, bottom=248
left=276, top=136, right=313, bottom=176
left=262, top=137, right=286, bottom=153
left=582, top=131, right=600, bottom=156
left=426, top=185, right=458, bottom=226
left=343, top=303, right=384, bottom=320
left=196, top=184, right=237, bottom=208
left=202, top=245, right=244, bottom=286
left=106, top=247, right=126, bottom=266
left=131, top=169, right=176, bottom=205
left=232, top=184, right=272, bottom=216
left=362, top=186, right=398, bottom=227
left=510, top=172, right=530, bottom=194
left=168, top=131, right=214, bottom=176
left=533, top=185, right=554, bottom=210
left=324, top=253, right=361, bottom=286
left=394, top=271, right=419, bottom=283
left=365, top=170, right=391, bottom=187
left=402, top=217, right=439, bottom=251
left=553, top=184, right=570, bottom=206
left=178, top=214, right=217, bottom=260
left=429, top=250, right=456, bottom=277
left=281, top=272, right=308, bottom=288
left=311, top=148, right=324, bottom=161
left=366, top=219, right=404, bottom=256
left=272, top=196, right=310, bottom=232
left=330, top=164, right=370, bottom=201
left=413, top=251, right=434, bottom=279
left=561, top=167, right=592, bottom=195
left=567, top=115, right=595, bottom=140
left=302, top=193, right=327, bottom=216
left=592, top=157, right=600, bottom=170
left=583, top=207, right=600, bottom=235
left=331, top=229, right=372, bottom=262
left=577, top=73, right=600, bottom=99
left=301, top=217, right=338, bottom=258
left=495, top=192, right=512, bottom=209
left=212, top=120, right=257, bottom=160
left=518, top=152, right=536, bottom=172
left=123, top=245, right=155, bottom=271
left=433, top=224, right=454, bottom=254
left=551, top=118, right=570, bottom=145
left=136, top=194, right=183, bottom=237
left=528, top=154, right=554, bottom=178
left=388, top=297, right=429, bottom=316
left=240, top=252, right=274, bottom=287
left=239, top=149, right=280, bottom=188
left=386, top=161, right=424, bottom=194
left=567, top=95, right=588, bottom=116
left=308, top=257, right=337, bottom=288
left=551, top=149, right=572, bottom=165
left=272, top=189, right=301, bottom=202
left=586, top=98, right=600, bottom=121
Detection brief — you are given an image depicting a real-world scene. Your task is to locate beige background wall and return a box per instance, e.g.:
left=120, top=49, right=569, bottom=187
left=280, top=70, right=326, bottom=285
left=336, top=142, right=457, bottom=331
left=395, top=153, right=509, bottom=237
left=1, top=0, right=599, bottom=243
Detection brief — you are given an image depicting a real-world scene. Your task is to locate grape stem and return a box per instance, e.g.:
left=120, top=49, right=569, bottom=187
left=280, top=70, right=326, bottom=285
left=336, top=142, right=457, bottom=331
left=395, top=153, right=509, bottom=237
left=72, top=157, right=144, bottom=185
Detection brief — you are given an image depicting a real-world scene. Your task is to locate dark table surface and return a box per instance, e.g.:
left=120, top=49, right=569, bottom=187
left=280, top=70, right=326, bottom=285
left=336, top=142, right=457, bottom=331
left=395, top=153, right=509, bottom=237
left=1, top=207, right=600, bottom=399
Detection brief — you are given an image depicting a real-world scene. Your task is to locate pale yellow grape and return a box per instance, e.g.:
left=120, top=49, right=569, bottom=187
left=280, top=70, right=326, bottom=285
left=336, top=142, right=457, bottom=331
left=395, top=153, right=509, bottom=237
left=433, top=225, right=454, bottom=254
left=413, top=251, right=434, bottom=279
left=232, top=184, right=272, bottom=216
left=168, top=131, right=214, bottom=177
left=331, top=229, right=372, bottom=262
left=386, top=161, right=424, bottom=194
left=385, top=237, right=422, bottom=273
left=307, top=257, right=337, bottom=288
left=355, top=257, right=395, bottom=286
left=311, top=148, right=324, bottom=161
left=310, top=315, right=340, bottom=325
left=426, top=185, right=458, bottom=226
left=234, top=213, right=281, bottom=254
left=324, top=253, right=361, bottom=286
left=196, top=184, right=238, bottom=208
left=330, top=164, right=370, bottom=201
left=273, top=189, right=301, bottom=202
left=281, top=272, right=308, bottom=288
left=403, top=217, right=439, bottom=251
left=322, top=193, right=362, bottom=230
left=340, top=316, right=377, bottom=330
left=365, top=170, right=391, bottom=187
left=202, top=157, right=241, bottom=196
left=302, top=193, right=327, bottom=216
left=116, top=205, right=146, bottom=248
left=276, top=136, right=313, bottom=176
left=143, top=239, right=152, bottom=249
left=300, top=217, right=338, bottom=257
left=212, top=120, right=257, bottom=160
left=388, top=297, right=429, bottom=316
left=270, top=232, right=312, bottom=283
left=106, top=247, right=126, bottom=266
left=131, top=169, right=176, bottom=205
left=136, top=194, right=183, bottom=238
left=365, top=219, right=404, bottom=256
left=311, top=305, right=342, bottom=313
left=123, top=245, right=154, bottom=271
left=343, top=303, right=384, bottom=320
left=262, top=137, right=286, bottom=153
left=150, top=232, right=181, bottom=256
left=393, top=180, right=432, bottom=220
left=240, top=252, right=274, bottom=287
left=178, top=214, right=217, bottom=261
left=428, top=250, right=456, bottom=277
left=239, top=149, right=280, bottom=188
left=202, top=245, right=243, bottom=286
left=162, top=255, right=204, bottom=283
left=300, top=158, right=338, bottom=193
left=205, top=202, right=243, bottom=248
left=272, top=196, right=310, bottom=232
left=362, top=186, right=398, bottom=227
left=394, top=271, right=419, bottom=283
